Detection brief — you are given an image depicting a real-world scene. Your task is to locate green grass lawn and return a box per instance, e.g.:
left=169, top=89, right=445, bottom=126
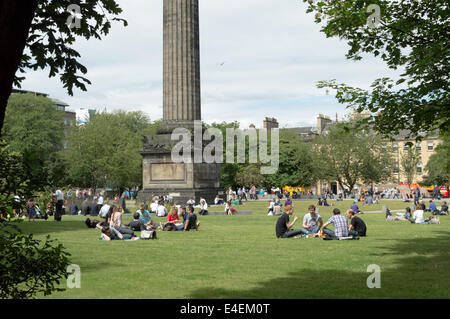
left=18, top=199, right=450, bottom=299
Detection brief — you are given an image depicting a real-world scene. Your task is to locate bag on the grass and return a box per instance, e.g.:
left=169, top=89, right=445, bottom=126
left=140, top=230, right=157, bottom=240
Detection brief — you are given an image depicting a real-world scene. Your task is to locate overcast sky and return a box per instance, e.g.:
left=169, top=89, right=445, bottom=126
left=18, top=0, right=399, bottom=128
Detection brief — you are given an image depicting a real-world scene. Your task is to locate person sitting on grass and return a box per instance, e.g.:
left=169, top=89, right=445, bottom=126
left=320, top=208, right=349, bottom=239
left=316, top=197, right=323, bottom=206
left=127, top=213, right=147, bottom=231
left=137, top=204, right=159, bottom=230
left=199, top=198, right=208, bottom=215
left=183, top=206, right=200, bottom=231
left=439, top=202, right=448, bottom=215
left=345, top=209, right=367, bottom=237
left=214, top=195, right=224, bottom=205
left=267, top=199, right=275, bottom=216
left=275, top=204, right=303, bottom=238
left=109, top=206, right=123, bottom=228
left=225, top=200, right=237, bottom=215
left=350, top=200, right=363, bottom=214
left=428, top=200, right=439, bottom=215
left=156, top=201, right=168, bottom=217
left=100, top=225, right=137, bottom=241
left=299, top=205, right=323, bottom=236
left=412, top=205, right=440, bottom=224
left=163, top=206, right=184, bottom=231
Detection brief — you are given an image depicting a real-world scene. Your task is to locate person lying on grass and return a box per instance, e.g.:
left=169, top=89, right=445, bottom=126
left=275, top=204, right=303, bottom=238
left=100, top=225, right=137, bottom=241
left=84, top=218, right=108, bottom=229
left=386, top=207, right=416, bottom=223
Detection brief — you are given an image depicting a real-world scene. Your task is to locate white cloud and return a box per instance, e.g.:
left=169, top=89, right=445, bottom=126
left=18, top=0, right=401, bottom=128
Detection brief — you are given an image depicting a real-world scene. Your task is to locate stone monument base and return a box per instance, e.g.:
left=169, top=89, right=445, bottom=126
left=139, top=131, right=221, bottom=205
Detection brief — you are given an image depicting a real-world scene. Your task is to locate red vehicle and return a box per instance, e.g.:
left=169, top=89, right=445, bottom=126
left=440, top=186, right=449, bottom=198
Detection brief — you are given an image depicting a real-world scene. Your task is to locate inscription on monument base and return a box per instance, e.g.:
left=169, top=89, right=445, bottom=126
left=151, top=163, right=186, bottom=181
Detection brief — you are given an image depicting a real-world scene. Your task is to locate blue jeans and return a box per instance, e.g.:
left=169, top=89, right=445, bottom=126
left=300, top=226, right=319, bottom=235
left=323, top=228, right=337, bottom=239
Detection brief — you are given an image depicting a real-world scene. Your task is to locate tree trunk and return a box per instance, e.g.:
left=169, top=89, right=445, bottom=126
left=0, top=0, right=38, bottom=133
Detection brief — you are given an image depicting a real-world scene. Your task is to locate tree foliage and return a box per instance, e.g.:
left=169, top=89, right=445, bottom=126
left=304, top=0, right=449, bottom=138
left=400, top=147, right=420, bottom=185
left=423, top=131, right=450, bottom=185
left=313, top=122, right=394, bottom=191
left=2, top=93, right=64, bottom=189
left=0, top=141, right=71, bottom=299
left=64, top=111, right=151, bottom=191
left=0, top=226, right=71, bottom=299
left=16, top=0, right=127, bottom=95
left=263, top=130, right=317, bottom=188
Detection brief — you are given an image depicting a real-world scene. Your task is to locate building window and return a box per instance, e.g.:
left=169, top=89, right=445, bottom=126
left=427, top=142, right=434, bottom=151
left=393, top=143, right=398, bottom=152
left=63, top=142, right=68, bottom=150
left=416, top=162, right=422, bottom=174
left=64, top=119, right=67, bottom=125
left=403, top=144, right=409, bottom=151
left=394, top=163, right=399, bottom=174
left=416, top=142, right=421, bottom=152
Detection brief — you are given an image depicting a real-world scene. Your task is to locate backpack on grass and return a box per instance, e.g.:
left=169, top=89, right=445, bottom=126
left=140, top=230, right=157, bottom=240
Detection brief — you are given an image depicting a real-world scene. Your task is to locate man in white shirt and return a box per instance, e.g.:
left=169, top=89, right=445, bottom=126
left=52, top=188, right=64, bottom=221
left=300, top=205, right=323, bottom=235
left=156, top=202, right=168, bottom=217
left=150, top=200, right=159, bottom=214
left=99, top=202, right=111, bottom=219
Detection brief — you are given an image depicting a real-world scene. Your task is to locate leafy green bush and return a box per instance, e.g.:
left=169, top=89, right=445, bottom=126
left=0, top=223, right=71, bottom=299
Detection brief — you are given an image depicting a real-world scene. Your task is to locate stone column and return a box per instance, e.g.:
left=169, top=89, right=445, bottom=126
left=162, top=0, right=201, bottom=130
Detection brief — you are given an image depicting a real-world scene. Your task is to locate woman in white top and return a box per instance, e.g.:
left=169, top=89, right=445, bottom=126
left=199, top=199, right=208, bottom=215
left=413, top=205, right=428, bottom=224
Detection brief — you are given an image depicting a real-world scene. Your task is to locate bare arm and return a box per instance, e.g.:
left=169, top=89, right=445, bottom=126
left=287, top=216, right=298, bottom=230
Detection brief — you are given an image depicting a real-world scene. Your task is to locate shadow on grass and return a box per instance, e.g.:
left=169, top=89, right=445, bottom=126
left=14, top=219, right=89, bottom=235
left=188, top=231, right=450, bottom=299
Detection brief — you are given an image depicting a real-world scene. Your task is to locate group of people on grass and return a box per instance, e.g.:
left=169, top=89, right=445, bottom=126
left=84, top=201, right=202, bottom=240
left=386, top=200, right=447, bottom=224
left=275, top=204, right=367, bottom=240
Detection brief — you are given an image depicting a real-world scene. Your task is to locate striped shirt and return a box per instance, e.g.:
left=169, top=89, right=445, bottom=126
left=327, top=215, right=348, bottom=238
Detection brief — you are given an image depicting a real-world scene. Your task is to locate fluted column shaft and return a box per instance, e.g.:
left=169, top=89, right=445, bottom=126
left=163, top=0, right=201, bottom=123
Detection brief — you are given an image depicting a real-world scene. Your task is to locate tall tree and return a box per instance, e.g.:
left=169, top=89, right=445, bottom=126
left=2, top=93, right=65, bottom=189
left=64, top=111, right=151, bottom=191
left=263, top=130, right=318, bottom=188
left=314, top=122, right=394, bottom=192
left=400, top=147, right=420, bottom=185
left=0, top=0, right=127, bottom=131
left=423, top=131, right=450, bottom=186
left=303, top=0, right=449, bottom=138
